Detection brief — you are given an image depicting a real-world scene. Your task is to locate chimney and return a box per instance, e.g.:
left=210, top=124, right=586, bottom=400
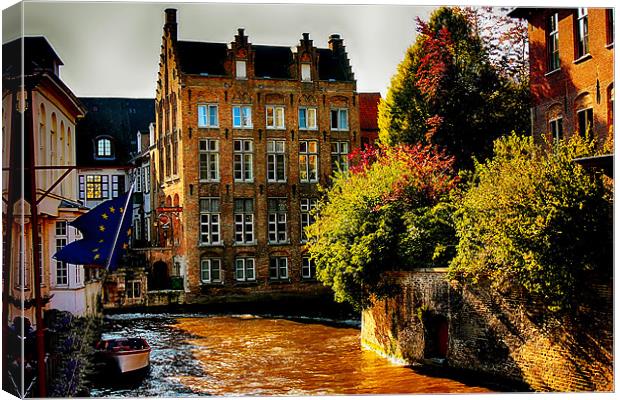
left=301, top=32, right=313, bottom=48
left=234, top=28, right=249, bottom=47
left=328, top=34, right=343, bottom=52
left=164, top=8, right=177, bottom=42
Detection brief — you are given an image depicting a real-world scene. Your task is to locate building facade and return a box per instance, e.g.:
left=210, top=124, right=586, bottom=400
left=509, top=7, right=614, bottom=148
left=2, top=37, right=97, bottom=322
left=359, top=92, right=381, bottom=148
left=152, top=9, right=360, bottom=301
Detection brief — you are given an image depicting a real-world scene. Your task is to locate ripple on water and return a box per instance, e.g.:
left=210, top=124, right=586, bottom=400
left=90, top=313, right=493, bottom=397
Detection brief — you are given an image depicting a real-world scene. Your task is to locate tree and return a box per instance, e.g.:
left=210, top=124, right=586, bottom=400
left=306, top=144, right=458, bottom=309
left=378, top=7, right=530, bottom=170
left=449, top=134, right=613, bottom=312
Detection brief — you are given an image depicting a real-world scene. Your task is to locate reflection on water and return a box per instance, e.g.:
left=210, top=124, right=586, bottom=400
left=90, top=313, right=492, bottom=397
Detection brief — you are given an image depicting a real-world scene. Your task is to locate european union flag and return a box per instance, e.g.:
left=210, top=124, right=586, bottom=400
left=54, top=191, right=133, bottom=271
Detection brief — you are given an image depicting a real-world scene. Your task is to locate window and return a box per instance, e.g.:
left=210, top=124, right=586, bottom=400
left=233, top=106, right=252, bottom=128
left=75, top=264, right=82, bottom=285
left=112, top=175, right=125, bottom=198
left=234, top=199, right=255, bottom=244
left=236, top=60, right=247, bottom=79
left=300, top=198, right=317, bottom=242
left=269, top=256, right=288, bottom=280
left=302, top=256, right=316, bottom=279
left=199, top=198, right=221, bottom=245
left=266, top=106, right=285, bottom=129
left=86, top=175, right=109, bottom=200
left=235, top=257, right=255, bottom=281
left=331, top=141, right=349, bottom=173
left=547, top=13, right=560, bottom=72
left=301, top=63, right=312, bottom=82
left=299, top=140, right=319, bottom=183
left=198, top=104, right=219, bottom=128
left=200, top=258, right=222, bottom=283
left=96, top=137, right=112, bottom=158
left=550, top=117, right=564, bottom=143
left=576, top=8, right=589, bottom=58
left=199, top=139, right=220, bottom=181
left=268, top=198, right=288, bottom=244
left=607, top=9, right=614, bottom=46
left=267, top=140, right=287, bottom=182
left=126, top=281, right=141, bottom=298
left=143, top=165, right=150, bottom=193
left=55, top=221, right=68, bottom=286
left=298, top=107, right=317, bottom=130
left=234, top=139, right=253, bottom=182
left=330, top=108, right=348, bottom=131
left=577, top=108, right=594, bottom=137
left=135, top=168, right=142, bottom=193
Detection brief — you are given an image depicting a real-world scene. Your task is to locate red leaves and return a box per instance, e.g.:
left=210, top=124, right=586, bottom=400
left=415, top=22, right=454, bottom=99
left=348, top=144, right=381, bottom=175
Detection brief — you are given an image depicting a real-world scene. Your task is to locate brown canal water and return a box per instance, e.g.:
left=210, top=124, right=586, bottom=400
left=90, top=313, right=493, bottom=396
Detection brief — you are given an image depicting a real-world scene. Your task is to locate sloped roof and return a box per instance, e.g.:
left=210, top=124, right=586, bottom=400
left=359, top=92, right=381, bottom=131
left=76, top=98, right=155, bottom=167
left=176, top=41, right=228, bottom=75
left=2, top=36, right=63, bottom=77
left=174, top=40, right=352, bottom=81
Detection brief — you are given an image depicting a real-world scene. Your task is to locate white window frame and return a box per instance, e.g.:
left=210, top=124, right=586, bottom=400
left=300, top=198, right=317, bottom=243
left=199, top=139, right=220, bottom=182
left=126, top=280, right=141, bottom=298
left=550, top=117, right=563, bottom=143
left=299, top=140, right=319, bottom=183
left=198, top=104, right=219, bottom=128
left=234, top=139, right=254, bottom=182
left=200, top=258, right=222, bottom=283
left=268, top=198, right=288, bottom=244
left=266, top=105, right=285, bottom=129
left=143, top=165, right=150, bottom=193
left=302, top=256, right=316, bottom=279
left=298, top=107, right=317, bottom=130
left=301, top=63, right=312, bottom=82
left=576, top=107, right=594, bottom=137
left=86, top=175, right=109, bottom=200
left=331, top=141, right=349, bottom=173
left=233, top=106, right=253, bottom=129
left=269, top=256, right=289, bottom=280
left=267, top=140, right=287, bottom=183
left=235, top=257, right=256, bottom=281
left=234, top=199, right=255, bottom=244
left=96, top=137, right=112, bottom=158
left=547, top=13, right=560, bottom=72
left=111, top=175, right=125, bottom=198
left=330, top=108, right=349, bottom=131
left=55, top=221, right=68, bottom=287
left=199, top=198, right=221, bottom=245
left=236, top=60, right=247, bottom=79
left=576, top=8, right=589, bottom=58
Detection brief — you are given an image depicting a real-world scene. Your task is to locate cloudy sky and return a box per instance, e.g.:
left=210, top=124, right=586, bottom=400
left=2, top=1, right=438, bottom=98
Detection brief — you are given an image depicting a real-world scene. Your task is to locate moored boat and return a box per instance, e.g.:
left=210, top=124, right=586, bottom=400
left=96, top=338, right=151, bottom=374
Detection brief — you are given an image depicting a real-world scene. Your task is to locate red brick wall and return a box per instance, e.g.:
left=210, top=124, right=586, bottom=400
left=362, top=270, right=613, bottom=391
left=526, top=8, right=614, bottom=147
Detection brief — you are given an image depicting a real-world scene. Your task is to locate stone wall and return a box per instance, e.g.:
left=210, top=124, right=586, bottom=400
left=361, top=270, right=613, bottom=392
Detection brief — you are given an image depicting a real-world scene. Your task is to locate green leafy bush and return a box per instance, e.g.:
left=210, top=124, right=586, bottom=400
left=450, top=134, right=613, bottom=312
left=306, top=144, right=458, bottom=309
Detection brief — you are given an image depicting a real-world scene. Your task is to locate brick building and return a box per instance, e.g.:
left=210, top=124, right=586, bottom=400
left=509, top=8, right=614, bottom=147
left=359, top=92, right=381, bottom=147
left=151, top=9, right=360, bottom=301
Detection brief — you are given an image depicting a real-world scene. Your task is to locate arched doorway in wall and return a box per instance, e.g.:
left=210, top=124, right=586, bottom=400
left=150, top=260, right=169, bottom=290
left=425, top=314, right=449, bottom=359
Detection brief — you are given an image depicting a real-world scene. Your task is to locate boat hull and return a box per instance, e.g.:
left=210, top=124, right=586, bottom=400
left=108, top=349, right=151, bottom=374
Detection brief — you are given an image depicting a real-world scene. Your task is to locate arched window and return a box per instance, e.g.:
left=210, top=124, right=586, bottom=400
left=575, top=92, right=594, bottom=138
left=95, top=137, right=113, bottom=158
left=50, top=113, right=57, bottom=162
left=38, top=104, right=46, bottom=165
left=60, top=121, right=66, bottom=163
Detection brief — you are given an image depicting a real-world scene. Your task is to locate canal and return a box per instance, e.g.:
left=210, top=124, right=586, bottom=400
left=90, top=313, right=493, bottom=396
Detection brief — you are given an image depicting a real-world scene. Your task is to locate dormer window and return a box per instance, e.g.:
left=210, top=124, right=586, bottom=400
left=95, top=137, right=114, bottom=159
left=236, top=60, right=247, bottom=79
left=301, top=63, right=312, bottom=82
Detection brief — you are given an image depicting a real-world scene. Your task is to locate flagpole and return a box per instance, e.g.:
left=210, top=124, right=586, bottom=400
left=104, top=182, right=135, bottom=270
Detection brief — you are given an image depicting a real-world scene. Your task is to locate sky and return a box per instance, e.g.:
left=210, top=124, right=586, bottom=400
left=2, top=0, right=437, bottom=98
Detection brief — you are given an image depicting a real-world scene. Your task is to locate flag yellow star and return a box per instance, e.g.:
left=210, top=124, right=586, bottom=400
left=122, top=243, right=129, bottom=249
left=92, top=248, right=99, bottom=253
left=98, top=239, right=104, bottom=243
left=93, top=254, right=100, bottom=260
left=119, top=207, right=124, bottom=213
left=127, top=228, right=132, bottom=236
left=101, top=213, right=108, bottom=220
left=99, top=225, right=105, bottom=232
left=109, top=206, right=116, bottom=213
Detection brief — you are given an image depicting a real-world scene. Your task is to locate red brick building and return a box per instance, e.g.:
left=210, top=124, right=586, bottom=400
left=151, top=9, right=360, bottom=302
left=509, top=8, right=614, bottom=148
left=359, top=92, right=381, bottom=147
